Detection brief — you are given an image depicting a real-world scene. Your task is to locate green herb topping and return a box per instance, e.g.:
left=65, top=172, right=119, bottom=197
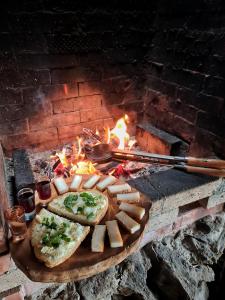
left=64, top=194, right=78, bottom=212
left=77, top=206, right=84, bottom=214
left=41, top=218, right=71, bottom=248
left=80, top=192, right=97, bottom=207
left=87, top=212, right=95, bottom=220
left=42, top=216, right=57, bottom=230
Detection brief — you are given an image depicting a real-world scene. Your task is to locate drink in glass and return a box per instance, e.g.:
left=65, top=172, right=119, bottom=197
left=4, top=206, right=27, bottom=243
left=36, top=180, right=51, bottom=207
left=17, top=188, right=36, bottom=221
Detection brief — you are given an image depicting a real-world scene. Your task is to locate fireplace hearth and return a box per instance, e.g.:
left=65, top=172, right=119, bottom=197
left=1, top=0, right=225, bottom=299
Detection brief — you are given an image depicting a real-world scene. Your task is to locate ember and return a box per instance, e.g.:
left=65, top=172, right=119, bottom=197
left=50, top=114, right=137, bottom=178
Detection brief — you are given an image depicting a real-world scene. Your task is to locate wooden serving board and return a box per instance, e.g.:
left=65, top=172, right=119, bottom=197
left=10, top=175, right=152, bottom=283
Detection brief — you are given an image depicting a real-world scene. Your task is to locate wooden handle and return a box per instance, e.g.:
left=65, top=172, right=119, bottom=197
left=187, top=157, right=225, bottom=169
left=175, top=165, right=225, bottom=177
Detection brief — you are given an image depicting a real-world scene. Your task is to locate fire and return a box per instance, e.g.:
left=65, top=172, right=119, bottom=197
left=105, top=126, right=111, bottom=144
left=52, top=114, right=136, bottom=177
left=95, top=128, right=100, bottom=136
left=110, top=114, right=130, bottom=150
left=54, top=137, right=96, bottom=176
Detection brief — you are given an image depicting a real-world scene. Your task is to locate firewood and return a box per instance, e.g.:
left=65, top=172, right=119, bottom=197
left=13, top=149, right=35, bottom=192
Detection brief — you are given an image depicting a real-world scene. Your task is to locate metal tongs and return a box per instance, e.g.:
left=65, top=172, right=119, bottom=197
left=85, top=143, right=225, bottom=177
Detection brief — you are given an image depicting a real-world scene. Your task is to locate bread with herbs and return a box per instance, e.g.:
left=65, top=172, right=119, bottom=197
left=31, top=208, right=90, bottom=268
left=48, top=190, right=108, bottom=225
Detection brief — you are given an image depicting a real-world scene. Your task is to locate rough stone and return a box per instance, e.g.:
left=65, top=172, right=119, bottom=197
left=25, top=283, right=79, bottom=300
left=144, top=212, right=225, bottom=300
left=25, top=250, right=155, bottom=300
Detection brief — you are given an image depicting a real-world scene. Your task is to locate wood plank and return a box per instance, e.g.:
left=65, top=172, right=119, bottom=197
left=13, top=149, right=35, bottom=193
left=10, top=175, right=151, bottom=283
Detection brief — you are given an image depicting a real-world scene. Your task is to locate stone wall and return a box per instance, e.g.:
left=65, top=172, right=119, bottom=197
left=0, top=1, right=225, bottom=156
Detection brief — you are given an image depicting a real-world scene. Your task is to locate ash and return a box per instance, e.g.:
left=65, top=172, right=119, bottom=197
left=126, top=161, right=172, bottom=179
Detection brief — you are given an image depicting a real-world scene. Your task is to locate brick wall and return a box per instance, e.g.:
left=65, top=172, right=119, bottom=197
left=143, top=0, right=225, bottom=158
left=0, top=1, right=154, bottom=152
left=0, top=1, right=224, bottom=157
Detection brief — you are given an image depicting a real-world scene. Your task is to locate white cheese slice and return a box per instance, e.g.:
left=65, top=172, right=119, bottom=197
left=116, top=192, right=140, bottom=202
left=119, top=202, right=145, bottom=220
left=107, top=183, right=131, bottom=195
left=70, top=175, right=82, bottom=191
left=115, top=211, right=140, bottom=234
left=54, top=177, right=69, bottom=194
left=96, top=176, right=117, bottom=191
left=106, top=220, right=123, bottom=248
left=83, top=175, right=101, bottom=189
left=91, top=225, right=106, bottom=252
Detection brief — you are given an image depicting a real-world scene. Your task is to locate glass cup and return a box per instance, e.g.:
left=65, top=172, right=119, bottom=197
left=36, top=180, right=51, bottom=207
left=4, top=206, right=27, bottom=243
left=17, top=188, right=36, bottom=221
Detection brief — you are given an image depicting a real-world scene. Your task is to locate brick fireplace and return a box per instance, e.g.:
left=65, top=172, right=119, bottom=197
left=1, top=1, right=225, bottom=299
left=0, top=0, right=224, bottom=157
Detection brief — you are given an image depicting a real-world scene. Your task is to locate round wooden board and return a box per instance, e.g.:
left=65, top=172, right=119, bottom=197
left=10, top=175, right=152, bottom=283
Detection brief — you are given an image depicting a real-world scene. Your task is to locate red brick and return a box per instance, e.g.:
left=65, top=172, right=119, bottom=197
left=58, top=124, right=82, bottom=140
left=51, top=68, right=100, bottom=84
left=81, top=120, right=104, bottom=131
left=0, top=89, right=22, bottom=105
left=0, top=119, right=28, bottom=136
left=3, top=128, right=59, bottom=151
left=103, top=118, right=115, bottom=128
left=141, top=203, right=224, bottom=247
left=78, top=81, right=102, bottom=96
left=178, top=203, right=224, bottom=229
left=4, top=291, right=24, bottom=300
left=23, top=83, right=78, bottom=102
left=75, top=94, right=102, bottom=110
left=80, top=107, right=111, bottom=122
left=29, top=111, right=80, bottom=131
left=0, top=254, right=10, bottom=275
left=53, top=99, right=74, bottom=114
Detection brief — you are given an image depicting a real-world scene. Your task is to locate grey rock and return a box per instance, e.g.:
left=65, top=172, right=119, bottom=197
left=144, top=212, right=225, bottom=300
left=116, top=251, right=156, bottom=300
left=77, top=250, right=156, bottom=300
left=77, top=267, right=119, bottom=300
left=27, top=250, right=154, bottom=300
left=146, top=242, right=214, bottom=299
left=25, top=283, right=80, bottom=300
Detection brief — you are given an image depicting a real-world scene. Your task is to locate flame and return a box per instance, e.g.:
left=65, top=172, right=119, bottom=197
left=95, top=128, right=100, bottom=136
left=76, top=137, right=83, bottom=160
left=105, top=126, right=111, bottom=144
left=128, top=139, right=136, bottom=150
left=110, top=114, right=130, bottom=150
left=54, top=136, right=96, bottom=176
left=52, top=114, right=135, bottom=177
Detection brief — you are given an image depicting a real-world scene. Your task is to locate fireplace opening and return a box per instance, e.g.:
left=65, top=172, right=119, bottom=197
left=0, top=1, right=225, bottom=299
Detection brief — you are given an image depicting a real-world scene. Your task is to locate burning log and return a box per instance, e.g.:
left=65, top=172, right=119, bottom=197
left=83, top=128, right=102, bottom=143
